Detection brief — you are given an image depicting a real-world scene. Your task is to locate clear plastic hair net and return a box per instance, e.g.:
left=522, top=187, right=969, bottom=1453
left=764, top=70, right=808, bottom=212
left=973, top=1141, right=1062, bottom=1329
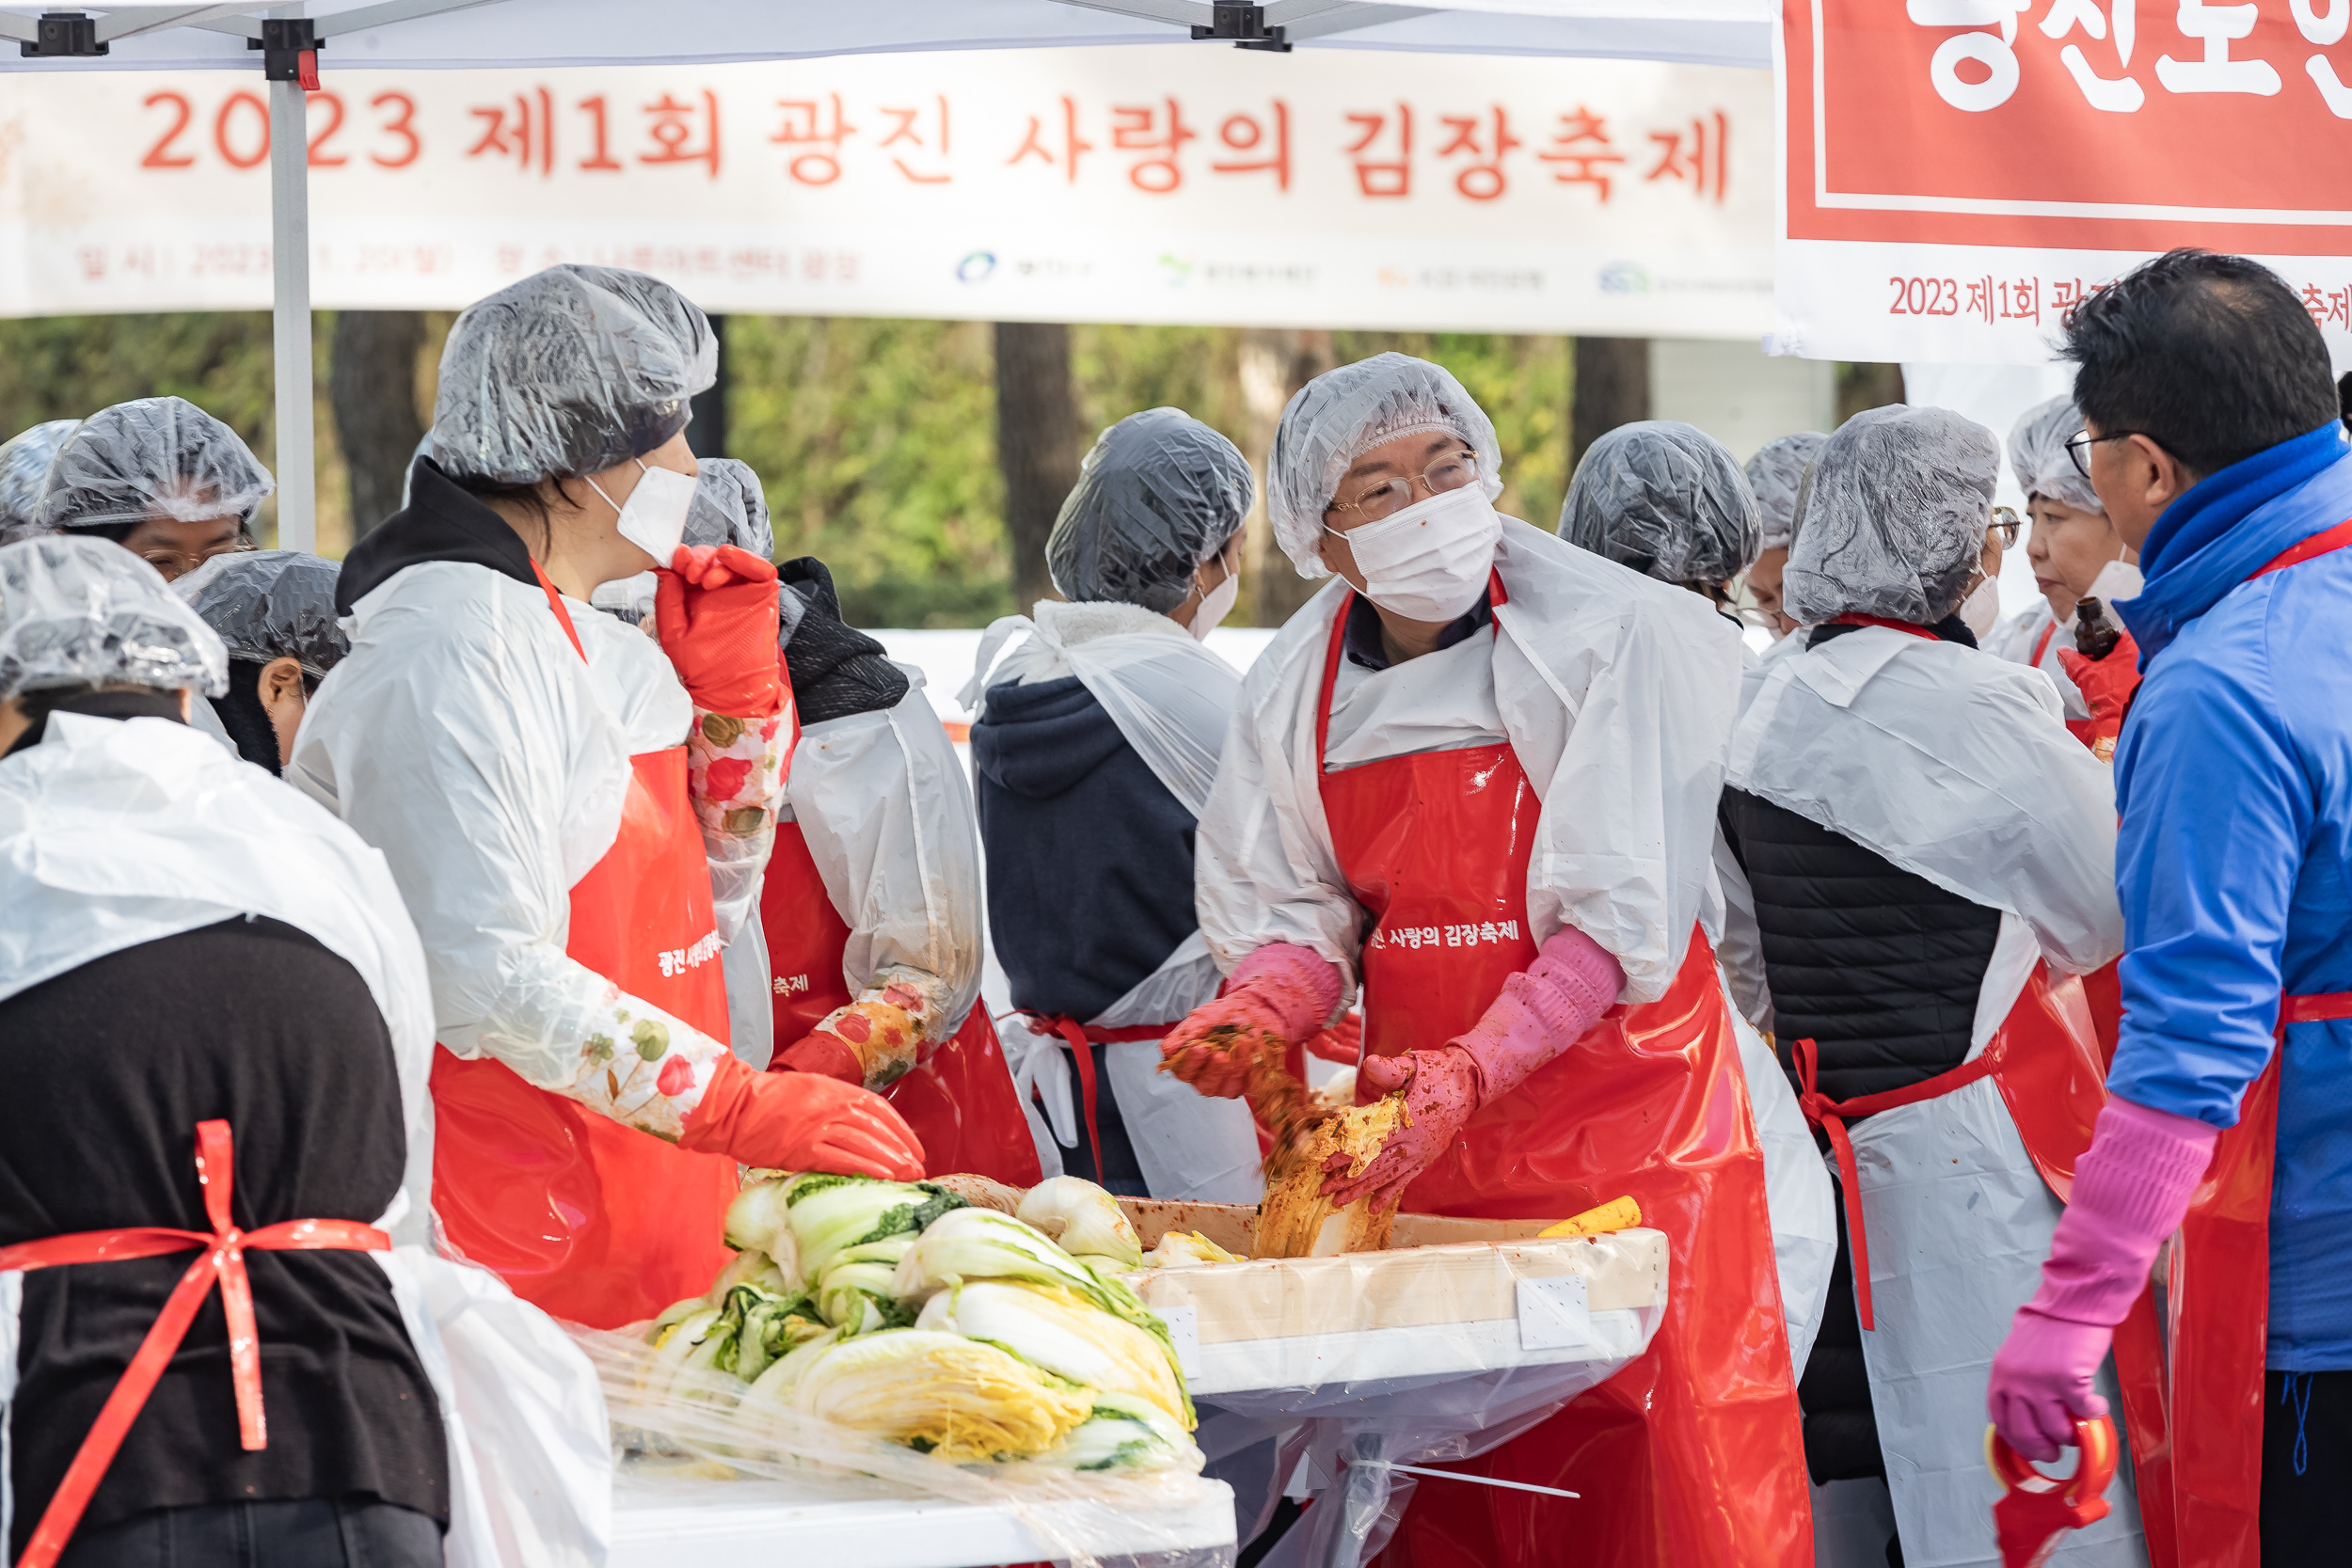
left=0, top=420, right=79, bottom=545
left=431, top=264, right=717, bottom=485
left=34, top=397, right=273, bottom=534
left=1046, top=407, right=1255, bottom=610
left=1744, top=432, right=1828, bottom=552
left=2008, top=393, right=2104, bottom=515
left=0, top=534, right=227, bottom=701
left=686, top=456, right=776, bottom=558
left=1267, top=353, right=1503, bottom=578
left=1784, top=405, right=1997, bottom=626
left=174, top=548, right=349, bottom=680
left=1557, top=420, right=1760, bottom=587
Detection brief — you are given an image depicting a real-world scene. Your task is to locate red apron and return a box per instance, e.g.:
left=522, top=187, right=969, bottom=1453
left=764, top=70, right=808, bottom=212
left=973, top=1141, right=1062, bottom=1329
left=1311, top=581, right=1809, bottom=1568
left=429, top=564, right=739, bottom=1331
left=759, top=818, right=1041, bottom=1186
left=2143, top=515, right=2352, bottom=1568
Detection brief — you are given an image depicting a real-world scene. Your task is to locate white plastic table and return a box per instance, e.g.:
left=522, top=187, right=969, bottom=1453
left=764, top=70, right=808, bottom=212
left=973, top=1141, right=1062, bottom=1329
left=610, top=1469, right=1237, bottom=1568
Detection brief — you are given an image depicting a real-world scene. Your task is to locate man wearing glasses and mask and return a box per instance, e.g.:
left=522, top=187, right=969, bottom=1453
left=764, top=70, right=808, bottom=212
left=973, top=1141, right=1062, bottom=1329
left=1156, top=354, right=1810, bottom=1568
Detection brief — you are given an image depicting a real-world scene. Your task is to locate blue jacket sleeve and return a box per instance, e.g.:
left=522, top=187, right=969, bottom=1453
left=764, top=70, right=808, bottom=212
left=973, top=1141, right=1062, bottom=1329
left=2108, top=629, right=2310, bottom=1127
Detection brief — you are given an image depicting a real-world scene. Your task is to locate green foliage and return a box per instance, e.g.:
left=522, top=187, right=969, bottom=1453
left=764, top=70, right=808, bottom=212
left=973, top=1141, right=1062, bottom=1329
left=725, top=316, right=1006, bottom=629
left=0, top=309, right=1577, bottom=626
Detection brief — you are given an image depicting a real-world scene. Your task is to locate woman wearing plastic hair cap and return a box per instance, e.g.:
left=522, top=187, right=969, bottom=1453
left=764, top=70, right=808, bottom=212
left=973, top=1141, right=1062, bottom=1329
left=175, top=547, right=348, bottom=774
left=35, top=396, right=270, bottom=582
left=1719, top=404, right=2138, bottom=1566
left=1558, top=420, right=1763, bottom=609
left=0, top=420, right=78, bottom=546
left=292, top=265, right=923, bottom=1332
left=1168, top=353, right=1810, bottom=1568
left=963, top=408, right=1265, bottom=1202
left=1553, top=417, right=1836, bottom=1399
left=1743, top=431, right=1827, bottom=638
left=0, top=535, right=615, bottom=1568
left=1982, top=393, right=2144, bottom=743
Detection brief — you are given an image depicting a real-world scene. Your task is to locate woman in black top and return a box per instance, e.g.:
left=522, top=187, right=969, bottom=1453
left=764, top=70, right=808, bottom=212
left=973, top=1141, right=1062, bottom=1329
left=0, top=536, right=448, bottom=1568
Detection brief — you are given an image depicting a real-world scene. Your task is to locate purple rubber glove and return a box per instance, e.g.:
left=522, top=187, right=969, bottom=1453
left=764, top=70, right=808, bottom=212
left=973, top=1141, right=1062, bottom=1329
left=1323, top=927, right=1623, bottom=1211
left=1162, top=942, right=1343, bottom=1099
left=1987, top=1094, right=2217, bottom=1462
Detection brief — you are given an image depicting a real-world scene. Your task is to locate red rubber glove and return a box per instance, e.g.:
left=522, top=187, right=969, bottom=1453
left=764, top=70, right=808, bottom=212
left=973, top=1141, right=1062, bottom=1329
left=772, top=1032, right=863, bottom=1085
left=1161, top=942, right=1342, bottom=1099
left=2056, top=632, right=2141, bottom=761
left=679, top=1052, right=923, bottom=1178
left=657, top=544, right=783, bottom=718
left=1322, top=1046, right=1480, bottom=1212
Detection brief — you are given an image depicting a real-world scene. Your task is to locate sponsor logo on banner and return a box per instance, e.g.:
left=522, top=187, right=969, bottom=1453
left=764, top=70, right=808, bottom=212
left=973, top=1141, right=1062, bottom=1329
left=1773, top=1, right=2352, bottom=362
left=0, top=50, right=1772, bottom=336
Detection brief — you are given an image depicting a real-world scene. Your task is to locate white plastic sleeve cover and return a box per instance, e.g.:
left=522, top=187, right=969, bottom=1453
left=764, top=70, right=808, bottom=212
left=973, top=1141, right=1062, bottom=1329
left=781, top=675, right=983, bottom=1058
left=290, top=562, right=730, bottom=1138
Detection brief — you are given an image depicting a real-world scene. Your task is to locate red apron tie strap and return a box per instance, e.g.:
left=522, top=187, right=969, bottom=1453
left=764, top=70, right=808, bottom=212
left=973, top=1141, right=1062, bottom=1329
left=528, top=558, right=588, bottom=662
left=1823, top=613, right=1941, bottom=641
left=0, top=1120, right=389, bottom=1568
left=2280, top=990, right=2352, bottom=1027
left=1791, top=1039, right=1998, bottom=1330
left=1017, top=1014, right=1168, bottom=1185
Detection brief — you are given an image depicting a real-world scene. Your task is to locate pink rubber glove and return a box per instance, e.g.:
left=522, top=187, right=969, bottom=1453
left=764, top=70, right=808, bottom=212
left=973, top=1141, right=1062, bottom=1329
left=1988, top=1095, right=2217, bottom=1461
left=1161, top=942, right=1342, bottom=1099
left=1321, top=927, right=1622, bottom=1212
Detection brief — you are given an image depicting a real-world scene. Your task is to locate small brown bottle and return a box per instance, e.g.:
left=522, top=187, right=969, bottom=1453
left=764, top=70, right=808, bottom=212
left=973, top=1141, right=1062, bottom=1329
left=2074, top=595, right=2122, bottom=661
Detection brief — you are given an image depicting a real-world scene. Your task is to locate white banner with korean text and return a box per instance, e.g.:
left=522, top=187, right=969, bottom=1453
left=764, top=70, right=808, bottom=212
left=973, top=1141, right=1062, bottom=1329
left=1774, top=0, right=2352, bottom=369
left=0, top=47, right=1772, bottom=336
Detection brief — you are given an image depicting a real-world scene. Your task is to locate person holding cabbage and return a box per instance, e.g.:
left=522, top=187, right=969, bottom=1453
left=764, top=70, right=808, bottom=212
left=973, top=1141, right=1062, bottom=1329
left=292, top=265, right=923, bottom=1332
left=1161, top=354, right=1808, bottom=1567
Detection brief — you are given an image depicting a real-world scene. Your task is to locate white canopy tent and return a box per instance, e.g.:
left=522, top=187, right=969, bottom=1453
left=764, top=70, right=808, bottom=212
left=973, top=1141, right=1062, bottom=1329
left=0, top=0, right=1769, bottom=546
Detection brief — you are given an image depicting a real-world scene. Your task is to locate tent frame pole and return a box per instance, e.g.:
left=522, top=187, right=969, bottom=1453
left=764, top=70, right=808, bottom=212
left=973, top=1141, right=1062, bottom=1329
left=266, top=13, right=315, bottom=552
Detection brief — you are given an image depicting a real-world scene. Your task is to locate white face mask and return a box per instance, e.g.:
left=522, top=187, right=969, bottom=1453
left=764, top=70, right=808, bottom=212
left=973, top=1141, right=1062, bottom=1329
left=1327, top=483, right=1502, bottom=622
left=1959, top=574, right=2002, bottom=640
left=587, top=459, right=698, bottom=568
left=1188, top=562, right=1240, bottom=641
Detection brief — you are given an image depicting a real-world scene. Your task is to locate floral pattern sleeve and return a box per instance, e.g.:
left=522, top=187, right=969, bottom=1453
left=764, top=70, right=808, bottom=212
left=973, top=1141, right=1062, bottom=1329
left=806, top=965, right=958, bottom=1090
left=558, top=979, right=735, bottom=1141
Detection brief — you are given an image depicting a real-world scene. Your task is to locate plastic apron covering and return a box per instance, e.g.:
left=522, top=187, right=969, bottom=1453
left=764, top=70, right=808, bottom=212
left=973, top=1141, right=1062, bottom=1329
left=431, top=587, right=740, bottom=1333
left=759, top=819, right=1041, bottom=1185
left=1306, top=588, right=1810, bottom=1568
left=1728, top=998, right=1837, bottom=1381
left=1818, top=958, right=2150, bottom=1568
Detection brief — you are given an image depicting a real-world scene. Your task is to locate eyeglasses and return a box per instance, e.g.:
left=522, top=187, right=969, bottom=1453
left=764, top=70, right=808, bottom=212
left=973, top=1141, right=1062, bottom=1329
left=2064, top=429, right=2144, bottom=479
left=1989, top=506, right=2023, bottom=549
left=1327, top=451, right=1481, bottom=524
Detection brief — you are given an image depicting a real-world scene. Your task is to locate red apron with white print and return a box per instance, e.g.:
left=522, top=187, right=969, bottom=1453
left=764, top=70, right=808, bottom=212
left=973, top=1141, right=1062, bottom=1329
left=760, top=819, right=1041, bottom=1185
left=1310, top=581, right=1810, bottom=1568
left=429, top=571, right=739, bottom=1331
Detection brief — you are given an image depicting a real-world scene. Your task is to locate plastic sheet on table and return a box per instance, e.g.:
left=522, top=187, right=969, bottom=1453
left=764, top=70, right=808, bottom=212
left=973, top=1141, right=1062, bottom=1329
left=1116, top=1205, right=1669, bottom=1568
left=576, top=1326, right=1237, bottom=1568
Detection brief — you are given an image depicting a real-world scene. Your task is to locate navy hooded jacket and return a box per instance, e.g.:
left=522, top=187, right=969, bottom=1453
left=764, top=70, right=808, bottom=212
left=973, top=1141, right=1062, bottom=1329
left=969, top=675, right=1200, bottom=1022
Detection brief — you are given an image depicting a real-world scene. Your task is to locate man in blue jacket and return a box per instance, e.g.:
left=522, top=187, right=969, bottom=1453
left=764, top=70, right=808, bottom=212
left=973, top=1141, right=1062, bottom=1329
left=1987, top=249, right=2352, bottom=1561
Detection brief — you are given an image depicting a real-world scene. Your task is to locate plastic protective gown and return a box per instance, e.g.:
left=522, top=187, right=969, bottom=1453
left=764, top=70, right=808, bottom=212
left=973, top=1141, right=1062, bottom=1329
left=0, top=711, right=610, bottom=1568
left=289, top=546, right=781, bottom=1323
left=1728, top=626, right=2137, bottom=1568
left=1199, top=515, right=1812, bottom=1568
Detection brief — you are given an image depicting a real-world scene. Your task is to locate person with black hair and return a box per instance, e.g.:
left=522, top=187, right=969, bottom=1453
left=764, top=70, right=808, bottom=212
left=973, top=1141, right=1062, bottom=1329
left=33, top=397, right=270, bottom=581
left=1987, top=249, right=2352, bottom=1563
left=175, top=548, right=347, bottom=773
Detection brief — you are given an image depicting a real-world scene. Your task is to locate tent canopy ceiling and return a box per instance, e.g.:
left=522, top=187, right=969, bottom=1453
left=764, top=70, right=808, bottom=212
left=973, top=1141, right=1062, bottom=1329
left=0, top=0, right=1771, bottom=71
